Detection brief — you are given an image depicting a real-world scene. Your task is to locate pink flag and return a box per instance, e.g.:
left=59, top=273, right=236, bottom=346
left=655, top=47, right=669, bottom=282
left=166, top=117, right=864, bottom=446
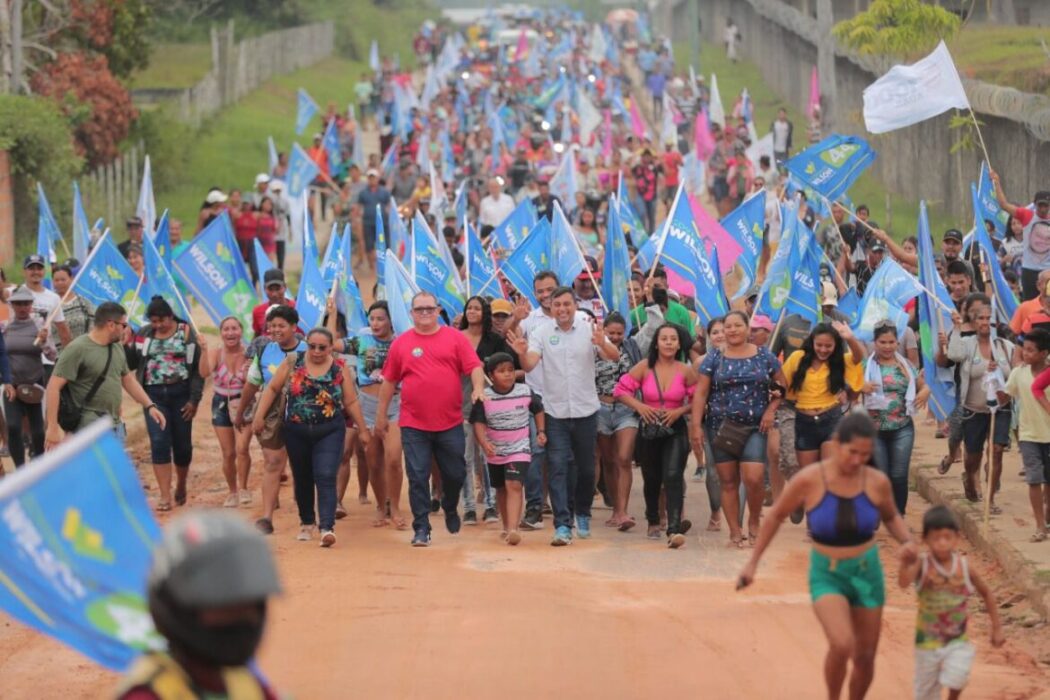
left=515, top=29, right=529, bottom=62
left=808, top=66, right=821, bottom=119
left=665, top=268, right=695, bottom=297
left=602, top=109, right=613, bottom=160
left=693, top=109, right=716, bottom=162
left=688, top=192, right=742, bottom=273
left=629, top=99, right=648, bottom=140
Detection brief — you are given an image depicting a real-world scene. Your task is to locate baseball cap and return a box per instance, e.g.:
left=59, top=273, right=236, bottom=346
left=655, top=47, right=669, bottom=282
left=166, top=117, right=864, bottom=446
left=269, top=179, right=285, bottom=191
left=869, top=240, right=887, bottom=253
left=490, top=299, right=514, bottom=316
left=263, top=269, right=286, bottom=288
left=23, top=254, right=45, bottom=269
left=205, top=190, right=228, bottom=204
left=750, top=314, right=774, bottom=332
left=255, top=173, right=271, bottom=185
left=366, top=168, right=379, bottom=178
left=943, top=228, right=963, bottom=242
left=126, top=216, right=143, bottom=228
left=821, top=281, right=839, bottom=306
left=7, top=285, right=34, bottom=303
left=577, top=256, right=601, bottom=281
left=1035, top=191, right=1050, bottom=205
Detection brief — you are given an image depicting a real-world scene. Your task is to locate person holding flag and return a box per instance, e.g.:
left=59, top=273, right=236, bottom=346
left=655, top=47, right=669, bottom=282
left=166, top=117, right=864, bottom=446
left=989, top=169, right=1050, bottom=301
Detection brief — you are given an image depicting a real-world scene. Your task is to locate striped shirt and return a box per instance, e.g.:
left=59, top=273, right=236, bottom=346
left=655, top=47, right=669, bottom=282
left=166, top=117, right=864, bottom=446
left=469, top=383, right=543, bottom=465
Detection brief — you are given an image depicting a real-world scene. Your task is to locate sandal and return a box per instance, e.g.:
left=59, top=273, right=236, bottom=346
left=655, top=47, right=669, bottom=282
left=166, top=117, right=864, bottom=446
left=647, top=526, right=662, bottom=540
left=989, top=504, right=1002, bottom=516
left=156, top=500, right=172, bottom=512
left=938, top=456, right=952, bottom=475
left=618, top=516, right=637, bottom=532
left=728, top=535, right=745, bottom=549
left=1029, top=531, right=1048, bottom=543
left=335, top=503, right=348, bottom=520
left=174, top=484, right=187, bottom=506
left=392, top=516, right=409, bottom=531
left=706, top=516, right=722, bottom=532
left=222, top=493, right=238, bottom=508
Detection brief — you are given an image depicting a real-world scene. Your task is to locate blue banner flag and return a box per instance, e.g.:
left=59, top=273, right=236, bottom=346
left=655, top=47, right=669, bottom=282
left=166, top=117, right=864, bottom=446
left=465, top=220, right=502, bottom=298
left=267, top=136, right=279, bottom=174
left=916, top=200, right=957, bottom=420
left=0, top=420, right=163, bottom=670
left=336, top=269, right=369, bottom=335
left=72, top=182, right=90, bottom=263
left=756, top=202, right=822, bottom=323
left=369, top=40, right=380, bottom=72
left=320, top=224, right=342, bottom=283
left=37, top=183, right=62, bottom=264
left=837, top=288, right=861, bottom=326
left=784, top=134, right=876, bottom=202
left=411, top=214, right=464, bottom=317
left=295, top=88, right=319, bottom=135
left=852, top=258, right=923, bottom=342
left=173, top=212, right=257, bottom=332
left=253, top=238, right=275, bottom=295
left=490, top=198, right=536, bottom=252
left=152, top=210, right=172, bottom=273
left=500, top=218, right=551, bottom=306
left=295, top=253, right=330, bottom=332
left=387, top=203, right=409, bottom=261
left=550, top=202, right=586, bottom=287
left=376, top=203, right=387, bottom=289
left=321, top=118, right=342, bottom=172
left=286, top=143, right=320, bottom=198
left=602, top=198, right=634, bottom=332
left=72, top=232, right=146, bottom=324
left=136, top=155, right=156, bottom=238
left=142, top=231, right=191, bottom=323
left=721, top=190, right=765, bottom=299
left=453, top=181, right=468, bottom=228
left=690, top=231, right=730, bottom=326
left=653, top=186, right=706, bottom=284
left=301, top=194, right=320, bottom=265
left=970, top=182, right=1019, bottom=322
left=384, top=254, right=420, bottom=335
left=549, top=151, right=577, bottom=210
left=617, top=175, right=649, bottom=247
left=416, top=211, right=462, bottom=293
left=976, top=162, right=1007, bottom=238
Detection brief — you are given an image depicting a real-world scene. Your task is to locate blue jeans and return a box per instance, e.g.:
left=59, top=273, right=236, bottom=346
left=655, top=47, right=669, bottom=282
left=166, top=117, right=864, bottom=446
left=284, top=418, right=346, bottom=531
left=872, top=421, right=915, bottom=515
left=546, top=413, right=598, bottom=529
left=401, top=426, right=466, bottom=535
left=144, top=383, right=194, bottom=466
left=462, top=422, right=496, bottom=512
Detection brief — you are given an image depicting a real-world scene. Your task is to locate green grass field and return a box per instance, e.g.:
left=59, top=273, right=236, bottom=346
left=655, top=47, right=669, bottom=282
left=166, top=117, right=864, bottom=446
left=677, top=41, right=960, bottom=239
left=130, top=43, right=213, bottom=89
left=951, top=24, right=1050, bottom=95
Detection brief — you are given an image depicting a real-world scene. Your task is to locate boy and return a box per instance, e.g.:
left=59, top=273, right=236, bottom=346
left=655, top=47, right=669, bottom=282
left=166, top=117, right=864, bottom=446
left=1011, top=327, right=1050, bottom=541
left=899, top=506, right=1005, bottom=700
left=470, top=353, right=545, bottom=545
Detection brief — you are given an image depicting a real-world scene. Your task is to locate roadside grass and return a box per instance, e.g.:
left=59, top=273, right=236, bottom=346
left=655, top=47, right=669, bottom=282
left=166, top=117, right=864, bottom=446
left=130, top=43, right=212, bottom=89
left=951, top=24, right=1050, bottom=96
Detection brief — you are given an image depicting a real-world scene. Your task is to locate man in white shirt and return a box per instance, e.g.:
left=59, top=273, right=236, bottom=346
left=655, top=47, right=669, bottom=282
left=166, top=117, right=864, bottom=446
left=478, top=177, right=516, bottom=240
left=20, top=255, right=70, bottom=376
left=770, top=108, right=793, bottom=164
left=509, top=286, right=619, bottom=546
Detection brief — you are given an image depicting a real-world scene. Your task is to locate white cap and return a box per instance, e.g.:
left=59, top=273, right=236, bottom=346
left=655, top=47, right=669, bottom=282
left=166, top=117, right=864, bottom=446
left=255, top=173, right=271, bottom=185
left=821, top=281, right=838, bottom=306
left=205, top=190, right=228, bottom=204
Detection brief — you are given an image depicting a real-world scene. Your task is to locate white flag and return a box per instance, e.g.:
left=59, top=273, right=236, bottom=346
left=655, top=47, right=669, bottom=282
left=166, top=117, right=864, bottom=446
left=708, top=73, right=725, bottom=128
left=862, top=41, right=969, bottom=134
left=136, top=155, right=156, bottom=237
left=577, top=90, right=602, bottom=143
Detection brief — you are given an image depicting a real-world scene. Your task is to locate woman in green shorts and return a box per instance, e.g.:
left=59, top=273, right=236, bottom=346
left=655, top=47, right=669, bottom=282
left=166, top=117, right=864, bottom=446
left=737, top=412, right=917, bottom=699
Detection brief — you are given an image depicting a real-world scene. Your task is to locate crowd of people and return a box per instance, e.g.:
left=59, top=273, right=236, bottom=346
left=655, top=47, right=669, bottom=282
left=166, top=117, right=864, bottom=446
left=0, top=8, right=1045, bottom=699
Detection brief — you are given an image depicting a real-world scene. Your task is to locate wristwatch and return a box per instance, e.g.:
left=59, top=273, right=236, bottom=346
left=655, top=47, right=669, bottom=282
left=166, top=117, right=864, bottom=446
left=145, top=403, right=158, bottom=411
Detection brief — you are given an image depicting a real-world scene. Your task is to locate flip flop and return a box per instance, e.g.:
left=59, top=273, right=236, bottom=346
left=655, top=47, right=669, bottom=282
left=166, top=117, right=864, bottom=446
left=1029, top=531, right=1048, bottom=543
left=706, top=517, right=722, bottom=532
left=174, top=485, right=187, bottom=506
left=392, top=516, right=409, bottom=531
left=156, top=500, right=172, bottom=512
left=938, top=456, right=952, bottom=475
left=618, top=517, right=636, bottom=532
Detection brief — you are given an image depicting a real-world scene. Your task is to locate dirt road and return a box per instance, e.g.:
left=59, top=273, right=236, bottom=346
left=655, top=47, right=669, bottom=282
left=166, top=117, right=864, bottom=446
left=1, top=398, right=1048, bottom=698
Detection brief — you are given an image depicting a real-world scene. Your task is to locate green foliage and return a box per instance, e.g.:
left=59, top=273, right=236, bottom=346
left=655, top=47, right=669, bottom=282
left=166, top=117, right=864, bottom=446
left=948, top=112, right=982, bottom=154
left=126, top=107, right=193, bottom=193
left=832, top=0, right=961, bottom=59
left=103, top=0, right=154, bottom=78
left=0, top=95, right=83, bottom=248
left=301, top=0, right=433, bottom=66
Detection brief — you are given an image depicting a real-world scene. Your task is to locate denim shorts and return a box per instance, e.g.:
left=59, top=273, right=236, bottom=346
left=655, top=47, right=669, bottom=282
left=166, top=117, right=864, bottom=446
left=961, top=407, right=1011, bottom=454
left=1019, top=441, right=1050, bottom=485
left=597, top=401, right=639, bottom=435
left=210, top=393, right=241, bottom=428
left=357, top=388, right=400, bottom=430
left=795, top=405, right=844, bottom=452
left=705, top=420, right=767, bottom=464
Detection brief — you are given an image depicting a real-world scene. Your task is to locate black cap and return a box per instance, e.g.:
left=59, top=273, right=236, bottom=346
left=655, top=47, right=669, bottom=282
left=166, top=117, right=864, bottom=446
left=1035, top=191, right=1050, bottom=205
left=23, top=254, right=45, bottom=269
left=943, top=228, right=963, bottom=242
left=126, top=216, right=143, bottom=228
left=869, top=241, right=887, bottom=252
left=263, top=269, right=286, bottom=287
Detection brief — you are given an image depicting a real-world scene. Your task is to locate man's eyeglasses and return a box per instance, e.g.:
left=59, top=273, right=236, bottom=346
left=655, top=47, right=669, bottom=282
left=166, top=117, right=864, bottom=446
left=412, top=306, right=438, bottom=315
left=111, top=320, right=128, bottom=328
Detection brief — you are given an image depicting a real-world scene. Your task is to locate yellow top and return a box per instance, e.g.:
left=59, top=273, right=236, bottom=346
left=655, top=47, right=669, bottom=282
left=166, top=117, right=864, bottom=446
left=781, top=349, right=864, bottom=410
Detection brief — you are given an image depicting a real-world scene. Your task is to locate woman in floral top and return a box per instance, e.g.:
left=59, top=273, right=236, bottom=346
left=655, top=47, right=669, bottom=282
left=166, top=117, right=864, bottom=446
left=691, top=311, right=786, bottom=547
left=252, top=328, right=369, bottom=548
left=862, top=322, right=929, bottom=515
left=125, top=296, right=209, bottom=512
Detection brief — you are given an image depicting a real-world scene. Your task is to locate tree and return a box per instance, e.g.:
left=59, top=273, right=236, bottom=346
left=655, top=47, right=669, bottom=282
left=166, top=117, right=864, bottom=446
left=71, top=0, right=152, bottom=79
left=832, top=0, right=960, bottom=59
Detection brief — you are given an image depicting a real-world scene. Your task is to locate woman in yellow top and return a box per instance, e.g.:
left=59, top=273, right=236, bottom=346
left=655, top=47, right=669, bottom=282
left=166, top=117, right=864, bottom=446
left=782, top=321, right=867, bottom=474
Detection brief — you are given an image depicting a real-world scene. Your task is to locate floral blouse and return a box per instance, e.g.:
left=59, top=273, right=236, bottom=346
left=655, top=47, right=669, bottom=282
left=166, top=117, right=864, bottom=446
left=698, top=347, right=781, bottom=426
left=145, top=332, right=190, bottom=385
left=287, top=353, right=345, bottom=425
left=868, top=362, right=910, bottom=432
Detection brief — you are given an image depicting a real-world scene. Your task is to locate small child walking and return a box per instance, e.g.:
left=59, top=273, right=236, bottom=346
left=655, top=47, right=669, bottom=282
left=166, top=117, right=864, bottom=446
left=899, top=506, right=1004, bottom=700
left=470, top=353, right=545, bottom=545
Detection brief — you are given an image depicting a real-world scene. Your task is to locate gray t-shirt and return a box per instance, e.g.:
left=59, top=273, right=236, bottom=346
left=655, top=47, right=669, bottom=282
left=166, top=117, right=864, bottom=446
left=53, top=335, right=130, bottom=428
left=2, top=318, right=45, bottom=385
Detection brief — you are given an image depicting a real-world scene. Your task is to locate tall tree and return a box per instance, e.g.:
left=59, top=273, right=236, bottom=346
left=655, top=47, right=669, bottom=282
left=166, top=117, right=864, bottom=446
left=832, top=0, right=961, bottom=59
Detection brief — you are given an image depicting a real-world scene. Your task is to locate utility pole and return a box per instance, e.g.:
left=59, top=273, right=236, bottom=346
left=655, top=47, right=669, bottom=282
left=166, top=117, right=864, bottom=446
left=11, top=0, right=22, bottom=94
left=688, top=0, right=701, bottom=72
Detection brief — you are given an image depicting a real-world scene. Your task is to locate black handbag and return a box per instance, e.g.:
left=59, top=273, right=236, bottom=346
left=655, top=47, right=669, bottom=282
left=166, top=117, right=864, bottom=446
left=712, top=418, right=755, bottom=459
left=58, top=345, right=112, bottom=432
left=638, top=370, right=676, bottom=440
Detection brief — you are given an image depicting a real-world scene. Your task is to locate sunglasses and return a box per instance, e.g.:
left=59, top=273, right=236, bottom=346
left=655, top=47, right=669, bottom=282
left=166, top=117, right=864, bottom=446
left=308, top=343, right=330, bottom=351
left=412, top=306, right=438, bottom=314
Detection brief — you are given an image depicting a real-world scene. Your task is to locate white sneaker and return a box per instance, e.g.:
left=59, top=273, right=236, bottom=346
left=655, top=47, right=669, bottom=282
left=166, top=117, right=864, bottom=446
left=296, top=525, right=312, bottom=541
left=239, top=489, right=252, bottom=507
left=320, top=530, right=336, bottom=547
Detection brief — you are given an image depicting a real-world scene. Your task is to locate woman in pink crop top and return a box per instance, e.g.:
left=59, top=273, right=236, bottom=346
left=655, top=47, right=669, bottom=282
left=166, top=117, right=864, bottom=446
left=206, top=316, right=253, bottom=508
left=614, top=324, right=699, bottom=548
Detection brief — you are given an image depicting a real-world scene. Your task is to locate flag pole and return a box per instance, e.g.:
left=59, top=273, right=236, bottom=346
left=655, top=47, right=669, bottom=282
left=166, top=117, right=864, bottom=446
left=968, top=107, right=993, bottom=172
left=463, top=214, right=471, bottom=299
left=767, top=306, right=788, bottom=350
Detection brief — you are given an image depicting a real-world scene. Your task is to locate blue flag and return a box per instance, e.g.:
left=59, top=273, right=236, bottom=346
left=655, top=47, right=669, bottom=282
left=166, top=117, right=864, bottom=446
left=0, top=420, right=164, bottom=670
left=837, top=288, right=861, bottom=326
left=72, top=232, right=146, bottom=324
left=721, top=190, right=765, bottom=299
left=295, top=254, right=330, bottom=332
left=37, top=183, right=62, bottom=265
left=72, top=182, right=90, bottom=263
left=375, top=203, right=387, bottom=290
left=173, top=212, right=257, bottom=332
left=970, top=182, right=1019, bottom=323
left=369, top=40, right=380, bottom=72
left=756, top=202, right=822, bottom=323
left=602, top=198, right=633, bottom=331
left=465, top=220, right=502, bottom=298
left=617, top=175, right=649, bottom=247
left=852, top=258, right=923, bottom=342
left=784, top=134, right=876, bottom=202
left=411, top=214, right=464, bottom=317
left=336, top=269, right=369, bottom=336
left=549, top=151, right=577, bottom=210
left=295, top=88, right=319, bottom=135
left=690, top=231, right=730, bottom=327
left=321, top=118, right=342, bottom=172
left=267, top=136, right=279, bottom=174
left=384, top=254, right=420, bottom=335
left=550, top=202, right=586, bottom=287
left=976, top=162, right=1007, bottom=238
left=320, top=224, right=342, bottom=283
left=500, top=218, right=551, bottom=306
left=387, top=204, right=408, bottom=261
left=253, top=238, right=275, bottom=295
left=142, top=232, right=191, bottom=323
left=653, top=187, right=707, bottom=284
left=916, top=200, right=957, bottom=420
left=286, top=143, right=320, bottom=198
left=302, top=196, right=320, bottom=265
left=490, top=198, right=536, bottom=252
left=152, top=210, right=173, bottom=273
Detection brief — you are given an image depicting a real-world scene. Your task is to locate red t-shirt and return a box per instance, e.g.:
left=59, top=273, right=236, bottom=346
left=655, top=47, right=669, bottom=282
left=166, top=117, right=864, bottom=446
left=234, top=211, right=257, bottom=243
left=382, top=326, right=482, bottom=431
left=252, top=299, right=296, bottom=338
left=662, top=152, right=682, bottom=187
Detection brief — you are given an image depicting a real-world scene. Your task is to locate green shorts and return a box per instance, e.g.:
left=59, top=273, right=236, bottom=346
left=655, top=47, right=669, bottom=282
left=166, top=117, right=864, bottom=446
left=809, top=546, right=885, bottom=609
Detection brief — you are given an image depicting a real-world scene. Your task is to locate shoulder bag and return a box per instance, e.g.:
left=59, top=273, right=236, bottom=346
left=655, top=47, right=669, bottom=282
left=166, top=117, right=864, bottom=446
left=58, top=344, right=112, bottom=432
left=711, top=350, right=757, bottom=459
left=638, top=370, right=676, bottom=440
left=257, top=352, right=299, bottom=450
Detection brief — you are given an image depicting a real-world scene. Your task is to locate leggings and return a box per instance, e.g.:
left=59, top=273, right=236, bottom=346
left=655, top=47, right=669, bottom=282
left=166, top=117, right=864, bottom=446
left=4, top=396, right=44, bottom=467
left=636, top=424, right=689, bottom=533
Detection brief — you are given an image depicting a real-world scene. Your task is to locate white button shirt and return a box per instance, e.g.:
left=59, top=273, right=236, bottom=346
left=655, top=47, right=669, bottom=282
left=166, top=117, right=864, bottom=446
left=527, top=316, right=602, bottom=419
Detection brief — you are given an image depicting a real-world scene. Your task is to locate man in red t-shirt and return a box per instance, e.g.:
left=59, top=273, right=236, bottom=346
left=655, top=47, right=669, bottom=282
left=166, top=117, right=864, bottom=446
left=661, top=144, right=682, bottom=206
left=375, top=291, right=485, bottom=546
left=251, top=269, right=295, bottom=338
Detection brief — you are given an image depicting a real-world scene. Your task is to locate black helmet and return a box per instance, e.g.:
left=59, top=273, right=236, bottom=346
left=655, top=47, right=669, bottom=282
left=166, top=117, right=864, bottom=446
left=147, top=511, right=281, bottom=667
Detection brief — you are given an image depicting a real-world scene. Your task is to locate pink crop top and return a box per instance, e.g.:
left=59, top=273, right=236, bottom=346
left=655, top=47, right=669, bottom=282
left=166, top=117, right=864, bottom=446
left=614, top=370, right=694, bottom=408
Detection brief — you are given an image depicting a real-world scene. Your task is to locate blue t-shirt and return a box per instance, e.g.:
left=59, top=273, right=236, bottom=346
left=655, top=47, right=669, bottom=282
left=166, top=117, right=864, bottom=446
left=699, top=347, right=781, bottom=426
left=247, top=339, right=308, bottom=386
left=358, top=186, right=391, bottom=227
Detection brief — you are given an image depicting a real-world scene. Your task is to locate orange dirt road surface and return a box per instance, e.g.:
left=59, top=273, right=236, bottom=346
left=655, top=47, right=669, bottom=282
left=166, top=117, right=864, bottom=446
left=1, top=413, right=1048, bottom=699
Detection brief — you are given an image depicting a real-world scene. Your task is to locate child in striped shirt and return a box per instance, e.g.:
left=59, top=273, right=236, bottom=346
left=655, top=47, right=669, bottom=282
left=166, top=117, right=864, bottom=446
left=470, top=352, right=545, bottom=545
